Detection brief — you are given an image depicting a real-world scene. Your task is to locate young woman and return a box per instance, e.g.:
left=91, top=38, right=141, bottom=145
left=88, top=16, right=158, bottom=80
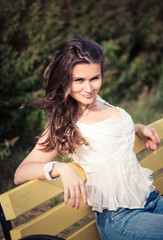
left=15, top=36, right=163, bottom=240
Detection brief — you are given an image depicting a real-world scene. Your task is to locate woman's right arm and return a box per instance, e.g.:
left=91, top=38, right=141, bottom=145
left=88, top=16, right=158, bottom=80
left=14, top=141, right=58, bottom=185
left=14, top=132, right=87, bottom=209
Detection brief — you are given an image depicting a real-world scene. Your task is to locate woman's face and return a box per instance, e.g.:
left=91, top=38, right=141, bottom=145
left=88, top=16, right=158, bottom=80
left=70, top=63, right=102, bottom=109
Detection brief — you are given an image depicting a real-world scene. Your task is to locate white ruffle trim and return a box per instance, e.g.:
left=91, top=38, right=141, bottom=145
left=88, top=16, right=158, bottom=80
left=86, top=166, right=155, bottom=213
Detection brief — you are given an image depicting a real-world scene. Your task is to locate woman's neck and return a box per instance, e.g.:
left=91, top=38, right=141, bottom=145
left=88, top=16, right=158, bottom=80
left=78, top=100, right=97, bottom=118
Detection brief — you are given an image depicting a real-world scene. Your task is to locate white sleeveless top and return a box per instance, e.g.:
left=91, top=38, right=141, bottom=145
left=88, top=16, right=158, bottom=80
left=71, top=96, right=154, bottom=212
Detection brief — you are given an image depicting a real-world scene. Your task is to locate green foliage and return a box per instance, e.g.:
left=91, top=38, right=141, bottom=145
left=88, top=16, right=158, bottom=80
left=0, top=0, right=163, bottom=192
left=0, top=137, right=19, bottom=160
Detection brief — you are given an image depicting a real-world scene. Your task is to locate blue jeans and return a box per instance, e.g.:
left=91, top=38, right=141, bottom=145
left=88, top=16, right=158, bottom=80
left=95, top=191, right=163, bottom=240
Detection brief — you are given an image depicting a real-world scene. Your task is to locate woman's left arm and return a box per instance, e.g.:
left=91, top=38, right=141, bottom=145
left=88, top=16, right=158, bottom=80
left=135, top=124, right=161, bottom=151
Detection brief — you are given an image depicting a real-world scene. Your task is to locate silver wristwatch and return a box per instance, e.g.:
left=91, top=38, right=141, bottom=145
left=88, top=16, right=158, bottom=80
left=43, top=161, right=59, bottom=181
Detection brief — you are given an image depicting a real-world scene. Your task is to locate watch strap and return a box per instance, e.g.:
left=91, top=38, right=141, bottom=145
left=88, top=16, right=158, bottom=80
left=43, top=161, right=59, bottom=181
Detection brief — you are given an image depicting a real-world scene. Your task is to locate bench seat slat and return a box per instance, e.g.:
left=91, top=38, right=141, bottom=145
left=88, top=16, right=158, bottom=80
left=10, top=200, right=92, bottom=240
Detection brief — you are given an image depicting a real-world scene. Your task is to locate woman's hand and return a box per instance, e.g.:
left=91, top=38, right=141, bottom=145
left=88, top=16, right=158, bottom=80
left=135, top=124, right=161, bottom=151
left=54, top=163, right=87, bottom=209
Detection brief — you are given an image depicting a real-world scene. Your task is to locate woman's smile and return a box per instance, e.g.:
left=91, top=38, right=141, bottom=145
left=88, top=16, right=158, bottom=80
left=81, top=91, right=94, bottom=98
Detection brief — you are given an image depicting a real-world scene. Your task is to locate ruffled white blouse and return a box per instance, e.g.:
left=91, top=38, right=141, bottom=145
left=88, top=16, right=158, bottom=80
left=71, top=96, right=154, bottom=212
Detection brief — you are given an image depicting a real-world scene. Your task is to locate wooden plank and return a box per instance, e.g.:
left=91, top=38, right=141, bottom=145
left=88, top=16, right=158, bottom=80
left=10, top=200, right=92, bottom=240
left=154, top=176, right=163, bottom=195
left=133, top=135, right=144, bottom=154
left=0, top=179, right=63, bottom=220
left=140, top=146, right=163, bottom=172
left=0, top=163, right=85, bottom=221
left=134, top=118, right=163, bottom=154
left=68, top=162, right=86, bottom=181
left=67, top=219, right=100, bottom=240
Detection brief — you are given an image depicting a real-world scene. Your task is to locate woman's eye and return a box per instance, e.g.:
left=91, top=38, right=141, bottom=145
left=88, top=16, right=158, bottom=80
left=74, top=78, right=83, bottom=82
left=91, top=76, right=99, bottom=81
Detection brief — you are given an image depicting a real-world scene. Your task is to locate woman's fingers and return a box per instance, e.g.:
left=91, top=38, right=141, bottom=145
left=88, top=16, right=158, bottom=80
left=144, top=138, right=156, bottom=151
left=144, top=138, right=149, bottom=149
left=151, top=128, right=161, bottom=145
left=70, top=187, right=76, bottom=208
left=70, top=181, right=87, bottom=209
left=64, top=188, right=69, bottom=205
left=141, top=126, right=161, bottom=151
left=59, top=163, right=87, bottom=209
left=64, top=181, right=87, bottom=209
left=148, top=139, right=157, bottom=150
left=145, top=127, right=160, bottom=145
left=74, top=185, right=81, bottom=209
left=80, top=180, right=87, bottom=206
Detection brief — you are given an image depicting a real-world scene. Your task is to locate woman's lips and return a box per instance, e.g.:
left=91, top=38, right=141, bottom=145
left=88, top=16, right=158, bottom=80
left=81, top=92, right=94, bottom=98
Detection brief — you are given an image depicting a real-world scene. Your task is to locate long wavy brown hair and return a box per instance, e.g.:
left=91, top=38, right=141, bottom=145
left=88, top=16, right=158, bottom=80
left=39, top=36, right=104, bottom=156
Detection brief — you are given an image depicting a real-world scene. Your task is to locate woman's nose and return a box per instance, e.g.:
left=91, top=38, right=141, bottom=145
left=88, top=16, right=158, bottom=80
left=84, top=81, right=92, bottom=92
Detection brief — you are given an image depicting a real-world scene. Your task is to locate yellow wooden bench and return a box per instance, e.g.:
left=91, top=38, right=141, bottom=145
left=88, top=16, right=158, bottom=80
left=0, top=118, right=163, bottom=240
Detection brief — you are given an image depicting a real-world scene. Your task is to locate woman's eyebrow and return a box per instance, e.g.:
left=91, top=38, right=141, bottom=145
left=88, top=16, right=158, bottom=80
left=73, top=77, right=85, bottom=80
left=73, top=74, right=101, bottom=80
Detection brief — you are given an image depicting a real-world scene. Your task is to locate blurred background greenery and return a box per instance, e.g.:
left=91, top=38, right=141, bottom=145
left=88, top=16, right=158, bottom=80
left=0, top=0, right=163, bottom=193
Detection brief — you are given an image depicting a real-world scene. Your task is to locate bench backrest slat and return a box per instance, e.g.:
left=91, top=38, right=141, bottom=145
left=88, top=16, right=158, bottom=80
left=10, top=200, right=92, bottom=240
left=66, top=220, right=99, bottom=240
left=140, top=145, right=163, bottom=172
left=154, top=176, right=163, bottom=195
left=0, top=179, right=64, bottom=220
left=133, top=119, right=163, bottom=154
